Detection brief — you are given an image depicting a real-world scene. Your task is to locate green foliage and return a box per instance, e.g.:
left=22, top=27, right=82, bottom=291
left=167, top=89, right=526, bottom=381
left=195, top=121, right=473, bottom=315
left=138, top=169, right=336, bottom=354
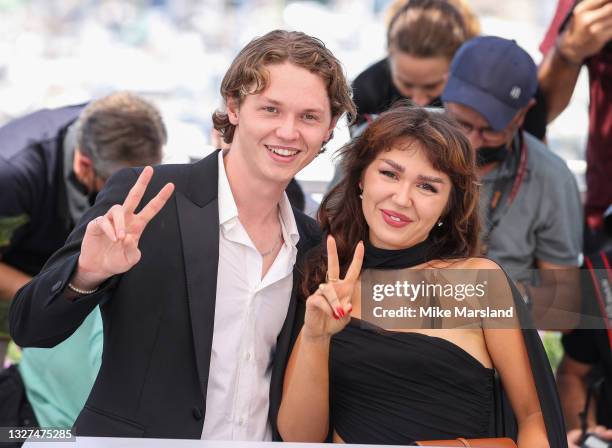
left=542, top=331, right=564, bottom=373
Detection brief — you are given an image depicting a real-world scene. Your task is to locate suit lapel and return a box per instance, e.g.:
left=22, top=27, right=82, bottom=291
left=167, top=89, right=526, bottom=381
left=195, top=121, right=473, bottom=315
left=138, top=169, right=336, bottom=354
left=268, top=214, right=319, bottom=439
left=176, top=151, right=220, bottom=407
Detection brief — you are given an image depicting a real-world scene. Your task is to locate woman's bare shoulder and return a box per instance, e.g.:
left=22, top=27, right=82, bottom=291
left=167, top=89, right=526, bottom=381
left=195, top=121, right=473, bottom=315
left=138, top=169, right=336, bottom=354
left=463, top=257, right=503, bottom=271
left=426, top=257, right=502, bottom=270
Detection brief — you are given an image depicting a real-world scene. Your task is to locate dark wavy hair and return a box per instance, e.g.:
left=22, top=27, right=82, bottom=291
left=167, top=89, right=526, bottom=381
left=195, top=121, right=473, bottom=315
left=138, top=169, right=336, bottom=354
left=212, top=30, right=355, bottom=144
left=302, top=103, right=481, bottom=297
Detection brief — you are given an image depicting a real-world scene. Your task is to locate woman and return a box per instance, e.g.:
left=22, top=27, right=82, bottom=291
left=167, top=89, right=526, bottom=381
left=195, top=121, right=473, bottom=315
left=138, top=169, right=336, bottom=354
left=278, top=104, right=566, bottom=446
left=351, top=0, right=472, bottom=133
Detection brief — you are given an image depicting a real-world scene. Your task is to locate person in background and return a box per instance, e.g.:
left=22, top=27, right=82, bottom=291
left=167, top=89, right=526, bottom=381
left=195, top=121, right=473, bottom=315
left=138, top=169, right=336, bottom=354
left=538, top=0, right=612, bottom=255
left=0, top=92, right=166, bottom=430
left=442, top=36, right=582, bottom=328
left=351, top=0, right=472, bottom=136
left=385, top=0, right=481, bottom=36
left=0, top=93, right=166, bottom=303
left=557, top=207, right=612, bottom=448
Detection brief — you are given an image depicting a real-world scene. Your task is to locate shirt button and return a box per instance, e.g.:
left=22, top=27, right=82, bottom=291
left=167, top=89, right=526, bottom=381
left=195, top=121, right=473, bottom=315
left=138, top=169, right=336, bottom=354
left=245, top=352, right=251, bottom=361
left=238, top=417, right=244, bottom=426
left=192, top=407, right=203, bottom=420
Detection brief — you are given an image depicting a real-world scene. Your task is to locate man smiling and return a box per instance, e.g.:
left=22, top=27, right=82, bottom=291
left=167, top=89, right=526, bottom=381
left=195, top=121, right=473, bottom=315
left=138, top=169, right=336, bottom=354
left=10, top=30, right=355, bottom=440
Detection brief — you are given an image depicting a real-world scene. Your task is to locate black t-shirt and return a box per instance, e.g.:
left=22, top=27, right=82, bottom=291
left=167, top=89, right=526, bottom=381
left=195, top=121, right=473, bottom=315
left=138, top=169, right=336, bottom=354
left=352, top=58, right=404, bottom=131
left=351, top=57, right=548, bottom=140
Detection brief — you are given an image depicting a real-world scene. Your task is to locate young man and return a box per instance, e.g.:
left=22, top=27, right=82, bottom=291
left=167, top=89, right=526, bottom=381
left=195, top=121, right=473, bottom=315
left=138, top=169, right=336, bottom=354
left=9, top=30, right=355, bottom=440
left=442, top=36, right=583, bottom=327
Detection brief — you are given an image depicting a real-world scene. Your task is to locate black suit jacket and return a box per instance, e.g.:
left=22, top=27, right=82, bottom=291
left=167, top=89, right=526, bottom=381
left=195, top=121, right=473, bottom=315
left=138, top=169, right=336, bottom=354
left=9, top=150, right=320, bottom=439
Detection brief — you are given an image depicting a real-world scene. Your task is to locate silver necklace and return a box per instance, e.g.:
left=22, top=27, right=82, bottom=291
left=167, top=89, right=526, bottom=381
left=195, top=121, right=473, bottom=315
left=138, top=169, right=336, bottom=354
left=259, top=234, right=282, bottom=257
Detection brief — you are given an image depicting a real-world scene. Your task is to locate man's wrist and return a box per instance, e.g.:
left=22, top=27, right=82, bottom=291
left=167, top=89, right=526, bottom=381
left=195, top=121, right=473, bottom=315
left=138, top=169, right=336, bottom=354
left=70, top=269, right=106, bottom=292
left=555, top=36, right=584, bottom=66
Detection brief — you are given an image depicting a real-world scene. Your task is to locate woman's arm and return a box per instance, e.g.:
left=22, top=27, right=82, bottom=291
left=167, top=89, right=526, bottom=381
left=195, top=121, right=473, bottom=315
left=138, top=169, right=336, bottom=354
left=484, top=327, right=549, bottom=448
left=278, top=237, right=363, bottom=442
left=277, top=330, right=333, bottom=442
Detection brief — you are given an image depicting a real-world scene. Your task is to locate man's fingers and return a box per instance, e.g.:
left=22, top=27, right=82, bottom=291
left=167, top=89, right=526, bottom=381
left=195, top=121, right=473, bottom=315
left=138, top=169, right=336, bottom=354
left=576, top=0, right=611, bottom=14
left=107, top=205, right=126, bottom=240
left=95, top=216, right=117, bottom=242
left=592, top=425, right=612, bottom=438
left=586, top=2, right=612, bottom=25
left=591, top=16, right=612, bottom=36
left=326, top=235, right=340, bottom=283
left=123, top=234, right=142, bottom=266
left=345, top=241, right=364, bottom=282
left=137, top=183, right=175, bottom=225
left=122, top=166, right=154, bottom=215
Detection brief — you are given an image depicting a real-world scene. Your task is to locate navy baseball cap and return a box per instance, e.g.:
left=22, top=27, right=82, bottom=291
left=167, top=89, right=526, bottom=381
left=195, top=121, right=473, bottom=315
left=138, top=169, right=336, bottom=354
left=442, top=36, right=538, bottom=131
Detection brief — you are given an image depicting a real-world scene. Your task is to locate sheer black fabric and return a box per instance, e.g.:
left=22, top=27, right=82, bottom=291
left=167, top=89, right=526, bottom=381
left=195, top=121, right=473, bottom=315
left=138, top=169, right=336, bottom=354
left=328, top=240, right=567, bottom=447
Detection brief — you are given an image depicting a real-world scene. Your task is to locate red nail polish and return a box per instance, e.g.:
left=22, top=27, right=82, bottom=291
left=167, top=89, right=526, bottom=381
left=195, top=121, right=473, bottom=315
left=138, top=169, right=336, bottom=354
left=337, top=307, right=345, bottom=318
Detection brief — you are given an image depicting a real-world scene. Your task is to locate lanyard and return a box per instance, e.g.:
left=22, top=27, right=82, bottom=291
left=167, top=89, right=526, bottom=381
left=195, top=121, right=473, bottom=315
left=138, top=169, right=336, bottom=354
left=482, top=132, right=528, bottom=253
left=585, top=251, right=612, bottom=354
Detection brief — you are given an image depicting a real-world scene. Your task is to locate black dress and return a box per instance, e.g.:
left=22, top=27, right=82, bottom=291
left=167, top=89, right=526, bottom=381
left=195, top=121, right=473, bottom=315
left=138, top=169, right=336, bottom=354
left=331, top=319, right=495, bottom=443
left=326, top=239, right=568, bottom=447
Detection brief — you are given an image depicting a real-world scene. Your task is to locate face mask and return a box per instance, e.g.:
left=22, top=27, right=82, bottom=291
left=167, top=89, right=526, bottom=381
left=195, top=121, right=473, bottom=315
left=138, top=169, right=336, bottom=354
left=427, top=96, right=443, bottom=108
left=476, top=144, right=508, bottom=167
left=68, top=170, right=89, bottom=195
left=68, top=170, right=99, bottom=205
left=88, top=191, right=98, bottom=206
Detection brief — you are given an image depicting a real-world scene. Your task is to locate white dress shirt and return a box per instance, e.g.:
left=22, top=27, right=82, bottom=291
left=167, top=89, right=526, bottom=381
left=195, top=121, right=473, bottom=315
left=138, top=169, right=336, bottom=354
left=201, top=151, right=299, bottom=440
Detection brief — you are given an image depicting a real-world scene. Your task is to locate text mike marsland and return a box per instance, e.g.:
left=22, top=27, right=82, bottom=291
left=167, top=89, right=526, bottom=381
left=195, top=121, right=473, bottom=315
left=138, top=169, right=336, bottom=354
left=372, top=305, right=515, bottom=319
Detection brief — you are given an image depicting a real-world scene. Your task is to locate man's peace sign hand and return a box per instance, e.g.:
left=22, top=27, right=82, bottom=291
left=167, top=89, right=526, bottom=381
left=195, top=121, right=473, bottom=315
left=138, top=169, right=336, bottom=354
left=303, top=235, right=364, bottom=340
left=72, top=167, right=174, bottom=290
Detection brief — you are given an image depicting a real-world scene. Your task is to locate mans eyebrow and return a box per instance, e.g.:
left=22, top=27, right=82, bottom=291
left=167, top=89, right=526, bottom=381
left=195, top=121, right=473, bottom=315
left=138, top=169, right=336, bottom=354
left=260, top=97, right=324, bottom=114
left=260, top=97, right=283, bottom=105
left=302, top=108, right=325, bottom=114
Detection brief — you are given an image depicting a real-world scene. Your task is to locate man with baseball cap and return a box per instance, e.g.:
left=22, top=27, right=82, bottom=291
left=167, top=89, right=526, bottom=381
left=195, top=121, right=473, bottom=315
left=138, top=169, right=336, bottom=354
left=443, top=36, right=583, bottom=327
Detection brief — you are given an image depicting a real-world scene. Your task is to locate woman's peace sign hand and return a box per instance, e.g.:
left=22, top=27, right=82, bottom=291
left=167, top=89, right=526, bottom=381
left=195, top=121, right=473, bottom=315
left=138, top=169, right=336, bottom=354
left=303, top=235, right=364, bottom=340
left=73, top=167, right=174, bottom=290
